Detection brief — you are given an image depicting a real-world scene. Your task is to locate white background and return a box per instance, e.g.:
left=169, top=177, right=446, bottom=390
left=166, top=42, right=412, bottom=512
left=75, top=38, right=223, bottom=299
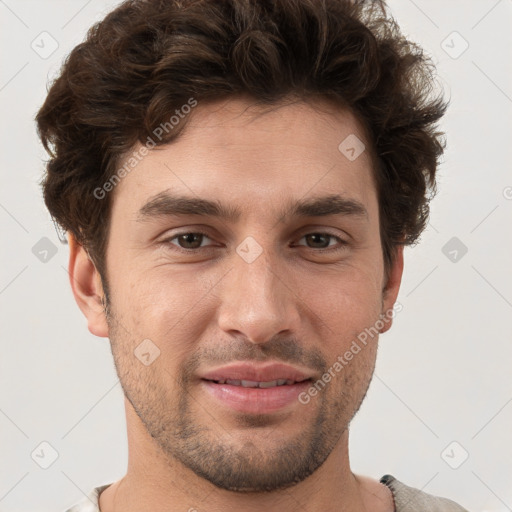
left=0, top=1, right=511, bottom=510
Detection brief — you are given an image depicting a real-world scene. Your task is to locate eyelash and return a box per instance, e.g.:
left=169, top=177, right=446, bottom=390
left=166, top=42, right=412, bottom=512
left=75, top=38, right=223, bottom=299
left=161, top=230, right=348, bottom=253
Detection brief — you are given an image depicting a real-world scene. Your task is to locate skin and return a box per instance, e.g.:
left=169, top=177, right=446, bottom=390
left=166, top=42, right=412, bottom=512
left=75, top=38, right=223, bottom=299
left=69, top=96, right=403, bottom=512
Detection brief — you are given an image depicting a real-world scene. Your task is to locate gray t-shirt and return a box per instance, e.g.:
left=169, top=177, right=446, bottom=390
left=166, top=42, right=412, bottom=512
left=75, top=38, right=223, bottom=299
left=379, top=475, right=469, bottom=511
left=64, top=474, right=469, bottom=511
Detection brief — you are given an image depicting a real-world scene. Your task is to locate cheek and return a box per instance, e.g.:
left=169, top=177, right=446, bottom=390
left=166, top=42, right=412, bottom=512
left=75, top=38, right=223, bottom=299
left=300, top=267, right=382, bottom=342
left=110, top=268, right=217, bottom=359
left=109, top=248, right=383, bottom=359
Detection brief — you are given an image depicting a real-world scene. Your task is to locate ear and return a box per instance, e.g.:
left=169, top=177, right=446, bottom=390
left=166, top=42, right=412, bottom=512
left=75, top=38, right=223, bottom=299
left=68, top=233, right=109, bottom=338
left=379, top=245, right=404, bottom=335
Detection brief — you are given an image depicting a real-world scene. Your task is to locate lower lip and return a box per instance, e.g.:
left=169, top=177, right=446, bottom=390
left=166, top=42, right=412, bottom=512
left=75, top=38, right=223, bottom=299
left=200, top=380, right=311, bottom=414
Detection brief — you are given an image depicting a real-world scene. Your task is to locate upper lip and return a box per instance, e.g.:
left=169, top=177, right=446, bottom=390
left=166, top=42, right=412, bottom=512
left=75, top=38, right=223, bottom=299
left=199, top=362, right=314, bottom=383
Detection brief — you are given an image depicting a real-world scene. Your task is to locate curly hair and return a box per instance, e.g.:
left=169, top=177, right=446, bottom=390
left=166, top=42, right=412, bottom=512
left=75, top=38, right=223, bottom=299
left=36, top=0, right=448, bottom=286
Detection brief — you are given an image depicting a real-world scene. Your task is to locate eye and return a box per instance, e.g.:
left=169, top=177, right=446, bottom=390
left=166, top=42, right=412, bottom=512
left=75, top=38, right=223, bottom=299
left=296, top=233, right=347, bottom=251
left=165, top=231, right=214, bottom=250
left=161, top=230, right=348, bottom=253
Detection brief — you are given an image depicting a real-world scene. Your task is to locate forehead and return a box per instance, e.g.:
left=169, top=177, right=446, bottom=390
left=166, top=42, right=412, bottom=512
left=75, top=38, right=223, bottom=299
left=111, top=97, right=378, bottom=221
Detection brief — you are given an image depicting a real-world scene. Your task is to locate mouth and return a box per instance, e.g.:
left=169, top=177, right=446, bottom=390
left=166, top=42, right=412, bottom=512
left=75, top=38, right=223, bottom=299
left=198, top=362, right=315, bottom=414
left=203, top=377, right=311, bottom=388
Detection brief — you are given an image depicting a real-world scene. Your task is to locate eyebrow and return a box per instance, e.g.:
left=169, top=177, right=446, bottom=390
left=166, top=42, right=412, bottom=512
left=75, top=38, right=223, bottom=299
left=137, top=191, right=368, bottom=223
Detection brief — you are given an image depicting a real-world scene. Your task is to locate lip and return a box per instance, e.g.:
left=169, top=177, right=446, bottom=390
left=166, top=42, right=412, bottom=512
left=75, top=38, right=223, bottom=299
left=199, top=362, right=314, bottom=414
left=199, top=362, right=313, bottom=383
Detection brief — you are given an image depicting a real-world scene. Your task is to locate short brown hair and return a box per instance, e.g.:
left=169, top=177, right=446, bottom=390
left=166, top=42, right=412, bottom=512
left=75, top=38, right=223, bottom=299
left=36, top=0, right=447, bottom=287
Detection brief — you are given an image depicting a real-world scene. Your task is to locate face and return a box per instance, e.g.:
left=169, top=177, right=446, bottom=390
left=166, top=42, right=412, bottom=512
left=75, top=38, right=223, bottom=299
left=87, top=97, right=402, bottom=492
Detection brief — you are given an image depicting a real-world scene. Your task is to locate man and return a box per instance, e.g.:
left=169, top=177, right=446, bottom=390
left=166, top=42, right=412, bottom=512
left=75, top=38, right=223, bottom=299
left=36, top=0, right=468, bottom=510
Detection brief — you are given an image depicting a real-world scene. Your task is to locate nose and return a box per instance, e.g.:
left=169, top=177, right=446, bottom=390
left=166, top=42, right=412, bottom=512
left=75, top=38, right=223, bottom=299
left=216, top=244, right=302, bottom=344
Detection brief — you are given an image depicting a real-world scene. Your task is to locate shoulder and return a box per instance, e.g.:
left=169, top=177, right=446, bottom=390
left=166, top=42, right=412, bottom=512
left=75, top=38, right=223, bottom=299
left=380, top=474, right=469, bottom=512
left=63, top=483, right=112, bottom=512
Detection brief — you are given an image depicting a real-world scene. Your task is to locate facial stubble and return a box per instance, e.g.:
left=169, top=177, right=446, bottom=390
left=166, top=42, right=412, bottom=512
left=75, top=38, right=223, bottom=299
left=103, top=292, right=377, bottom=493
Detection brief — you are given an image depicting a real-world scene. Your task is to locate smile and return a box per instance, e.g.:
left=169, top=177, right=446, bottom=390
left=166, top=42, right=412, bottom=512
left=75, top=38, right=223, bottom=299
left=204, top=378, right=310, bottom=388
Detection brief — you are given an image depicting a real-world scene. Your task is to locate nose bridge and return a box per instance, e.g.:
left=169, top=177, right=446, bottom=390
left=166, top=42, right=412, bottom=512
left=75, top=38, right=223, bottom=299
left=216, top=238, right=300, bottom=343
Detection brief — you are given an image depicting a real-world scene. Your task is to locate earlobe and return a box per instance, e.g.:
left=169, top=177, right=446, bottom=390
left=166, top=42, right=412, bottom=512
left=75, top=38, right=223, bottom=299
left=67, top=233, right=109, bottom=338
left=380, top=245, right=404, bottom=335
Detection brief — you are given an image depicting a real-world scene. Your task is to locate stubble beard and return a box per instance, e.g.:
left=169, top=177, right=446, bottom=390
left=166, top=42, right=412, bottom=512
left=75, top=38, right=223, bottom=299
left=103, top=293, right=376, bottom=493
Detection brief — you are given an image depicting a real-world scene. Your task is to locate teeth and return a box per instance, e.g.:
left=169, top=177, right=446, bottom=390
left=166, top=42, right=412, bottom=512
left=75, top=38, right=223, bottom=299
left=258, top=380, right=278, bottom=388
left=240, top=380, right=260, bottom=388
left=213, top=378, right=304, bottom=388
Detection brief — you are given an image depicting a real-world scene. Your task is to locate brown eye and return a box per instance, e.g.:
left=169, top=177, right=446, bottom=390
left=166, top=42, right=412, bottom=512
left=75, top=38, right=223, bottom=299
left=304, top=233, right=332, bottom=249
left=167, top=232, right=213, bottom=250
left=297, top=233, right=346, bottom=250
